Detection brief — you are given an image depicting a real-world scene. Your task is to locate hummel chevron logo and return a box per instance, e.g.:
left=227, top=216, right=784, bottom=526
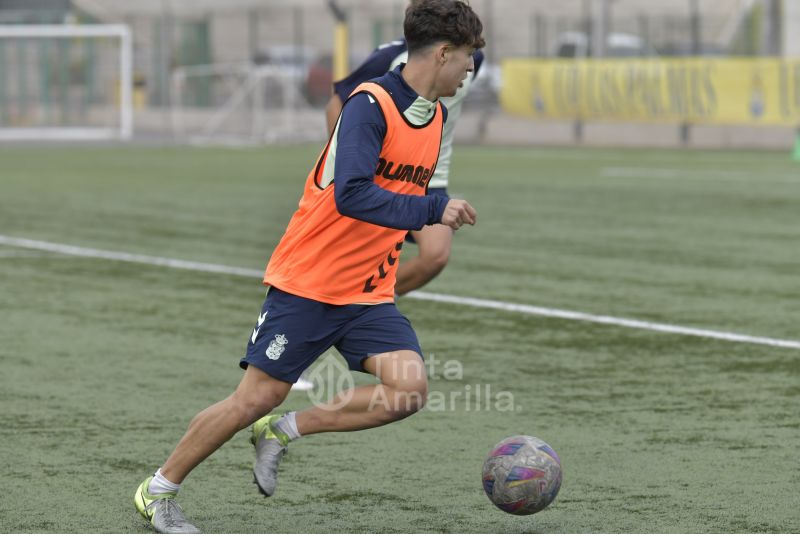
left=362, top=240, right=404, bottom=293
left=251, top=311, right=268, bottom=344
left=363, top=275, right=377, bottom=293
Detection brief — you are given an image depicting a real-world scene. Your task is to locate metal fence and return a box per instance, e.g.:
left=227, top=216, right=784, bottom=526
left=133, top=5, right=768, bottom=106
left=0, top=1, right=789, bottom=142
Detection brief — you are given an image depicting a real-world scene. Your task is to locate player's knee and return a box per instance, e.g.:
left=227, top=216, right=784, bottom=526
left=386, top=379, right=428, bottom=420
left=230, top=388, right=283, bottom=425
left=402, top=382, right=428, bottom=414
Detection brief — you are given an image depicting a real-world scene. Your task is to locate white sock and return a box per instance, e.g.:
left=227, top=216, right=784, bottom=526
left=274, top=411, right=302, bottom=441
left=148, top=468, right=181, bottom=495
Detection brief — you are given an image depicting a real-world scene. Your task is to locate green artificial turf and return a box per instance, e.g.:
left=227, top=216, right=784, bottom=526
left=1, top=145, right=798, bottom=533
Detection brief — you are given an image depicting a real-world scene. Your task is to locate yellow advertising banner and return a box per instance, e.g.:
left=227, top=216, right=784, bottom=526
left=501, top=58, right=800, bottom=125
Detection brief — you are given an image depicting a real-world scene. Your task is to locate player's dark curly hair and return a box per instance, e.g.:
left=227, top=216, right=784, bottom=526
left=404, top=0, right=485, bottom=54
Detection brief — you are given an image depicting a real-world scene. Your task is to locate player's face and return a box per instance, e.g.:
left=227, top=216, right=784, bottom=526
left=439, top=44, right=476, bottom=97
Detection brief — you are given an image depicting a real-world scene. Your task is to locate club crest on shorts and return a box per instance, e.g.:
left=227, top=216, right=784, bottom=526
left=266, top=334, right=288, bottom=360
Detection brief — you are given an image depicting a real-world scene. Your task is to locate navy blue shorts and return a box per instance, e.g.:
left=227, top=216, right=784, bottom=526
left=406, top=187, right=449, bottom=244
left=240, top=287, right=423, bottom=383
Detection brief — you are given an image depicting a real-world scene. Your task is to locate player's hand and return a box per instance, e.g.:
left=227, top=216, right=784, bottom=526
left=440, top=199, right=477, bottom=230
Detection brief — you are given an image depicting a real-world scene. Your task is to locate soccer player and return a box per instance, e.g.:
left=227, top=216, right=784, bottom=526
left=325, top=29, right=485, bottom=296
left=291, top=14, right=485, bottom=394
left=133, top=1, right=484, bottom=532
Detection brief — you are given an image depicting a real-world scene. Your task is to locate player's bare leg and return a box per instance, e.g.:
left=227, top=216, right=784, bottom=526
left=135, top=366, right=290, bottom=531
left=251, top=350, right=428, bottom=495
left=394, top=224, right=453, bottom=295
left=298, top=349, right=428, bottom=433
left=160, top=366, right=291, bottom=484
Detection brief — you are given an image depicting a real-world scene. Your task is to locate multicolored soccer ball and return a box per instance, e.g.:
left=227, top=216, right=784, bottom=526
left=482, top=435, right=562, bottom=515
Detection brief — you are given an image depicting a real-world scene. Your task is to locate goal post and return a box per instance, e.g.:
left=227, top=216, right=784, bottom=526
left=170, top=62, right=326, bottom=146
left=0, top=24, right=133, bottom=141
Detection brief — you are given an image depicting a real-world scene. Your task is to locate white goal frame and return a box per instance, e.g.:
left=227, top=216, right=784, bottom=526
left=170, top=62, right=323, bottom=146
left=0, top=24, right=133, bottom=141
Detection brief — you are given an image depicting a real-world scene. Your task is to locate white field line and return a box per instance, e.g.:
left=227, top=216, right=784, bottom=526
left=0, top=235, right=262, bottom=278
left=2, top=234, right=799, bottom=351
left=600, top=166, right=800, bottom=184
left=514, top=149, right=796, bottom=166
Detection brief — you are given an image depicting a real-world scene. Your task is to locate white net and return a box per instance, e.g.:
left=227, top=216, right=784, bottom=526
left=170, top=62, right=325, bottom=146
left=0, top=24, right=132, bottom=141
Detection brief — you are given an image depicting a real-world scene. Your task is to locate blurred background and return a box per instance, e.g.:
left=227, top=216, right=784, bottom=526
left=0, top=0, right=798, bottom=151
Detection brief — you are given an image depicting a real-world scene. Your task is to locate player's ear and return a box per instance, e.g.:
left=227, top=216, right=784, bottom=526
left=435, top=43, right=449, bottom=65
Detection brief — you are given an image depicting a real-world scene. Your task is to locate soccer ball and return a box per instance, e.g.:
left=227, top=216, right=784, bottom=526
left=482, top=435, right=562, bottom=515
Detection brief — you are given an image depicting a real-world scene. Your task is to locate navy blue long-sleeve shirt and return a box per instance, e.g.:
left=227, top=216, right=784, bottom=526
left=331, top=66, right=449, bottom=231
